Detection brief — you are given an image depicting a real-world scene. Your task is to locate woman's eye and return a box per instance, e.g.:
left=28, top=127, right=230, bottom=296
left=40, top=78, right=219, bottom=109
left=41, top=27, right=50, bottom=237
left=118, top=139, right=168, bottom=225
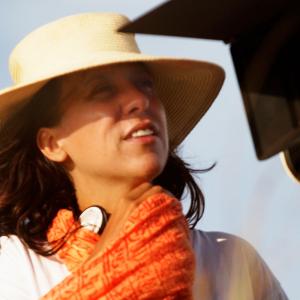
left=90, top=85, right=114, bottom=99
left=137, top=78, right=155, bottom=94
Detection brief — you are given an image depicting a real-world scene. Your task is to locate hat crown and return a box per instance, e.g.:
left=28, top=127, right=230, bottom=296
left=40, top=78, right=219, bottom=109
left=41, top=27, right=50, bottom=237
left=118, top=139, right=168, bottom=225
left=9, top=13, right=140, bottom=85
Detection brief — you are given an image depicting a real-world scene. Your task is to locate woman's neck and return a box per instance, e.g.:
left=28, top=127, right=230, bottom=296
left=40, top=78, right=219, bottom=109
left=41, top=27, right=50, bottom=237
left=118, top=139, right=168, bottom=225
left=73, top=173, right=148, bottom=213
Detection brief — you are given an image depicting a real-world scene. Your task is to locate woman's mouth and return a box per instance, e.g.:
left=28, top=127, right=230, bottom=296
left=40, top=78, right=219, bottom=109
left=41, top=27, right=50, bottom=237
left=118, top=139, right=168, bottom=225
left=124, top=122, right=159, bottom=144
left=127, top=128, right=157, bottom=144
left=130, top=128, right=154, bottom=138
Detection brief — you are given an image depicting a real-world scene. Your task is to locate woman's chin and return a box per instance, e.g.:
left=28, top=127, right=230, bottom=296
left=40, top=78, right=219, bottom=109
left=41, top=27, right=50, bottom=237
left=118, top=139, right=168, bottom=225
left=127, top=157, right=165, bottom=183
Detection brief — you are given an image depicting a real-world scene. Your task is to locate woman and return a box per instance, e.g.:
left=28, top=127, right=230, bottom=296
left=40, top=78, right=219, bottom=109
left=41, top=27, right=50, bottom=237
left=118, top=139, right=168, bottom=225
left=0, top=13, right=288, bottom=299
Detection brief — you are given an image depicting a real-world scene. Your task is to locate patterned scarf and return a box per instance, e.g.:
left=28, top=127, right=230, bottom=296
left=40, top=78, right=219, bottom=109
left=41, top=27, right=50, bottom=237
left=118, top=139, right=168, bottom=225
left=41, top=193, right=195, bottom=299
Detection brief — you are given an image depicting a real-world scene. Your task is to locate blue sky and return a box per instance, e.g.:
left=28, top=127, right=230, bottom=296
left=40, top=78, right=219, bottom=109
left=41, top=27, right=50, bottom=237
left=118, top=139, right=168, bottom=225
left=1, top=1, right=299, bottom=298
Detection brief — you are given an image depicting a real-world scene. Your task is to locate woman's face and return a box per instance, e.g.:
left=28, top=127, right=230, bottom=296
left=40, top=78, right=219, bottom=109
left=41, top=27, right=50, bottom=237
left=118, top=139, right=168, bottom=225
left=44, top=63, right=169, bottom=184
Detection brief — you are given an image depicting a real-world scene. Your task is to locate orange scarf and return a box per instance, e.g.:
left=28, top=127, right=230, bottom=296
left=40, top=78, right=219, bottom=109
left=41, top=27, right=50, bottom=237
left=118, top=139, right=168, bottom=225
left=41, top=193, right=195, bottom=299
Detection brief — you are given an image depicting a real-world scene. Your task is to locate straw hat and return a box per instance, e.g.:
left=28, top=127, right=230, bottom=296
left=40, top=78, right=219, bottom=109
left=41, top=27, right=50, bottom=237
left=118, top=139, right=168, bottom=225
left=0, top=12, right=224, bottom=147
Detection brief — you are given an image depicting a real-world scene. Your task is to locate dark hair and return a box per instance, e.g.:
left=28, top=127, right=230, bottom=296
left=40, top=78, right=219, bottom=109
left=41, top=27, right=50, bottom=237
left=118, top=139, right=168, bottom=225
left=0, top=77, right=209, bottom=256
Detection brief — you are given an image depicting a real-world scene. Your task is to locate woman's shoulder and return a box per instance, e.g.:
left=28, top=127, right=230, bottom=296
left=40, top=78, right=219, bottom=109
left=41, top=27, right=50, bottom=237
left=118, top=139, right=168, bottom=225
left=190, top=228, right=253, bottom=244
left=189, top=229, right=263, bottom=275
left=0, top=235, right=69, bottom=299
left=189, top=229, right=278, bottom=274
left=0, top=235, right=30, bottom=265
left=0, top=235, right=37, bottom=299
left=190, top=229, right=257, bottom=255
left=190, top=229, right=288, bottom=300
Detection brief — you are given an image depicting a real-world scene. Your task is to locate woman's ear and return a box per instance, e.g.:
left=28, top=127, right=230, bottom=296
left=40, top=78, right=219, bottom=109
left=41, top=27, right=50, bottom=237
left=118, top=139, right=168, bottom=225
left=36, top=127, right=68, bottom=162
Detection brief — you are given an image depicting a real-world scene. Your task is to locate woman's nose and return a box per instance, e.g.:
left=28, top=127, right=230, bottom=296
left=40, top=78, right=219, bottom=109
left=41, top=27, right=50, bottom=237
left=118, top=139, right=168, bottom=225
left=122, top=84, right=150, bottom=116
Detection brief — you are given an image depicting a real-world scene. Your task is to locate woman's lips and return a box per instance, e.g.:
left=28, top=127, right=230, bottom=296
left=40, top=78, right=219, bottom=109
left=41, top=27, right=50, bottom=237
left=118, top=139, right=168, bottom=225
left=125, top=129, right=158, bottom=145
left=126, top=134, right=158, bottom=144
left=124, top=120, right=158, bottom=140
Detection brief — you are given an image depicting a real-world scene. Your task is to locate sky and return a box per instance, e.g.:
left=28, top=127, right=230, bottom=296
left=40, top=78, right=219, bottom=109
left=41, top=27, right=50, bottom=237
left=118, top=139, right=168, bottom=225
left=0, top=1, right=299, bottom=299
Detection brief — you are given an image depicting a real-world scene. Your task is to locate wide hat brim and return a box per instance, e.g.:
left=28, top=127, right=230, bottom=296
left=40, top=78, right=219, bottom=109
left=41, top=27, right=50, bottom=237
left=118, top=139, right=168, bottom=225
left=0, top=51, right=224, bottom=147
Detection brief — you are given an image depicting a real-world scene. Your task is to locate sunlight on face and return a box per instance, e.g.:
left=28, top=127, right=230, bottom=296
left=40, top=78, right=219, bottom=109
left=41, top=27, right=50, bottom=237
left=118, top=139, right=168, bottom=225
left=53, top=63, right=169, bottom=185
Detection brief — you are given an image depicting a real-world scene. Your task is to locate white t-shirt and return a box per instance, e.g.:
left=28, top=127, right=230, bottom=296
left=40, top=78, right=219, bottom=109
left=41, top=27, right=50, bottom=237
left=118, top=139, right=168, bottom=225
left=0, top=230, right=288, bottom=300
